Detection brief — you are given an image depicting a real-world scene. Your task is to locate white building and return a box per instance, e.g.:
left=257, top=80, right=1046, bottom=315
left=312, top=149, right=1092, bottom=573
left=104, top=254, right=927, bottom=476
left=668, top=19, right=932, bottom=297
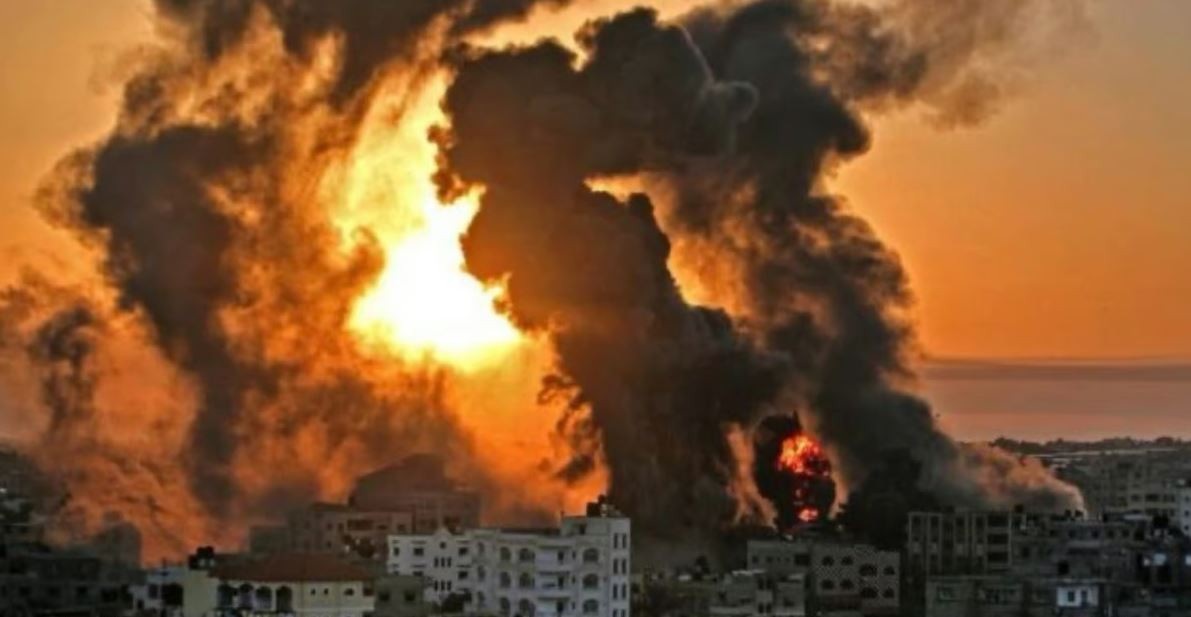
left=388, top=527, right=474, bottom=603
left=1178, top=482, right=1191, bottom=534
left=387, top=499, right=630, bottom=617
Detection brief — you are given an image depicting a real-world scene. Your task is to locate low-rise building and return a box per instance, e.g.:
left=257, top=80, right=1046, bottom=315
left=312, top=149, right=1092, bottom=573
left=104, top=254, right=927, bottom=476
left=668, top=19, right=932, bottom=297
left=209, top=552, right=377, bottom=617
left=373, top=573, right=432, bottom=617
left=634, top=571, right=806, bottom=617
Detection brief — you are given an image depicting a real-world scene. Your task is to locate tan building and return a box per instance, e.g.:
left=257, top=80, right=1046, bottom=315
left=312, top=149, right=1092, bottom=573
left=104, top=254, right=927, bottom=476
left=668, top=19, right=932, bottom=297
left=283, top=455, right=481, bottom=564
left=211, top=553, right=377, bottom=617
left=289, top=503, right=414, bottom=560
left=350, top=455, right=481, bottom=533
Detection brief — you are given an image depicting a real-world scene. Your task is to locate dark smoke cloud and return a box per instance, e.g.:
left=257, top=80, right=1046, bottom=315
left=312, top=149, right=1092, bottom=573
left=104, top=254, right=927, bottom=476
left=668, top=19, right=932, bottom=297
left=667, top=0, right=1083, bottom=509
left=435, top=0, right=1082, bottom=555
left=11, top=0, right=1087, bottom=559
left=436, top=9, right=784, bottom=547
left=20, top=0, right=580, bottom=555
left=154, top=0, right=573, bottom=102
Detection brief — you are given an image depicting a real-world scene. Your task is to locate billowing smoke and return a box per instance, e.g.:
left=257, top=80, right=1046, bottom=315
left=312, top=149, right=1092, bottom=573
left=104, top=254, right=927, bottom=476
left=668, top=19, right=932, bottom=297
left=434, top=1, right=1082, bottom=553
left=3, top=0, right=1085, bottom=560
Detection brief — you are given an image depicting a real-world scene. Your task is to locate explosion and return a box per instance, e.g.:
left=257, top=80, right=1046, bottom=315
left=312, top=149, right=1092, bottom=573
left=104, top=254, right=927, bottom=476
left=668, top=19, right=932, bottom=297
left=777, top=435, right=827, bottom=476
left=776, top=434, right=832, bottom=524
left=349, top=192, right=520, bottom=368
left=0, top=0, right=1087, bottom=562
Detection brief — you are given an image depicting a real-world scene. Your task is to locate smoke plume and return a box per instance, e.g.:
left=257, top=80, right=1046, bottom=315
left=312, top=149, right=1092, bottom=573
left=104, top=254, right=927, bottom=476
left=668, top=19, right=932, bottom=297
left=2, top=0, right=1086, bottom=560
left=435, top=1, right=1083, bottom=552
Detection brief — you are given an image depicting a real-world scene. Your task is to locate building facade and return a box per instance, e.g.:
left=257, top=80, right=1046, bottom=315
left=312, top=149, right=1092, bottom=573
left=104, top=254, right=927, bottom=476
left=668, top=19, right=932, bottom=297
left=388, top=527, right=473, bottom=604
left=387, top=500, right=630, bottom=617
left=209, top=552, right=377, bottom=617
left=746, top=539, right=899, bottom=616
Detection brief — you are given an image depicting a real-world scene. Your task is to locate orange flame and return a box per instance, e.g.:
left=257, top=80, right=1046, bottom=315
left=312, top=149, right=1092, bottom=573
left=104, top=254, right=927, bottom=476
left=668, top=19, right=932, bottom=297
left=776, top=434, right=824, bottom=475
left=327, top=73, right=524, bottom=372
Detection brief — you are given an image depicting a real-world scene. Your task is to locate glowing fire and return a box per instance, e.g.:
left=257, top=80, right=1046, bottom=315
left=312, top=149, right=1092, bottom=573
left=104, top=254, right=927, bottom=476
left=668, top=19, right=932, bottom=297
left=329, top=75, right=522, bottom=370
left=349, top=191, right=520, bottom=366
left=777, top=434, right=824, bottom=475
left=775, top=433, right=832, bottom=525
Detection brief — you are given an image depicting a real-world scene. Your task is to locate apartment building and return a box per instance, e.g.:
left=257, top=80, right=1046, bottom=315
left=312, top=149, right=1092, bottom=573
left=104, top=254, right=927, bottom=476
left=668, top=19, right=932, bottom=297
left=387, top=499, right=630, bottom=617
left=285, top=455, right=481, bottom=563
left=925, top=576, right=1111, bottom=617
left=388, top=527, right=473, bottom=603
left=746, top=539, right=900, bottom=616
left=907, top=510, right=1149, bottom=581
left=351, top=454, right=481, bottom=533
left=289, top=502, right=414, bottom=559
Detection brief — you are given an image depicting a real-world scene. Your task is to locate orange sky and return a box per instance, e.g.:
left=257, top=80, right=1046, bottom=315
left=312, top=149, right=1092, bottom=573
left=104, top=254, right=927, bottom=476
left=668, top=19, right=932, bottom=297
left=1, top=0, right=1188, bottom=364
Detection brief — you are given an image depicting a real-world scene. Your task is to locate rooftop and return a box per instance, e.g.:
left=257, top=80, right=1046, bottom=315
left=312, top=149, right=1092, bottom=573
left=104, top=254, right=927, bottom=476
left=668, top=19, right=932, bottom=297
left=213, top=553, right=374, bottom=583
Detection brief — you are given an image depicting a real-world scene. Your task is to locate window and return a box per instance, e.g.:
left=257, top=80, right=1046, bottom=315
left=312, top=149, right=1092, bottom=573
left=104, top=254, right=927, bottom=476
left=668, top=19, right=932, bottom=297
left=345, top=588, right=356, bottom=596
left=501, top=547, right=512, bottom=562
left=519, top=548, right=535, bottom=563
left=519, top=573, right=534, bottom=589
left=500, top=573, right=511, bottom=589
left=583, top=548, right=599, bottom=563
left=583, top=574, right=599, bottom=590
left=582, top=599, right=599, bottom=614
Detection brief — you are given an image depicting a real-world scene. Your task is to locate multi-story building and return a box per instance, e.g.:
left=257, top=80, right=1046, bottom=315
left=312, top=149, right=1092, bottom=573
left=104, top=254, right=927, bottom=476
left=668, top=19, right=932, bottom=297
left=746, top=539, right=900, bottom=616
left=0, top=545, right=136, bottom=617
left=1053, top=450, right=1191, bottom=519
left=351, top=454, right=481, bottom=533
left=388, top=527, right=473, bottom=603
left=387, top=498, right=630, bottom=617
left=925, top=576, right=1111, bottom=617
left=1177, top=482, right=1191, bottom=535
left=286, top=455, right=481, bottom=563
left=289, top=502, right=415, bottom=559
left=907, top=509, right=1149, bottom=581
left=906, top=510, right=1025, bottom=577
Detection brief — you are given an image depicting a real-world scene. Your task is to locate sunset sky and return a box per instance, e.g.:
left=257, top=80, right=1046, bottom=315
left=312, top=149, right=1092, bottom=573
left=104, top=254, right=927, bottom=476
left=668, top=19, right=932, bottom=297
left=1, top=0, right=1188, bottom=440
